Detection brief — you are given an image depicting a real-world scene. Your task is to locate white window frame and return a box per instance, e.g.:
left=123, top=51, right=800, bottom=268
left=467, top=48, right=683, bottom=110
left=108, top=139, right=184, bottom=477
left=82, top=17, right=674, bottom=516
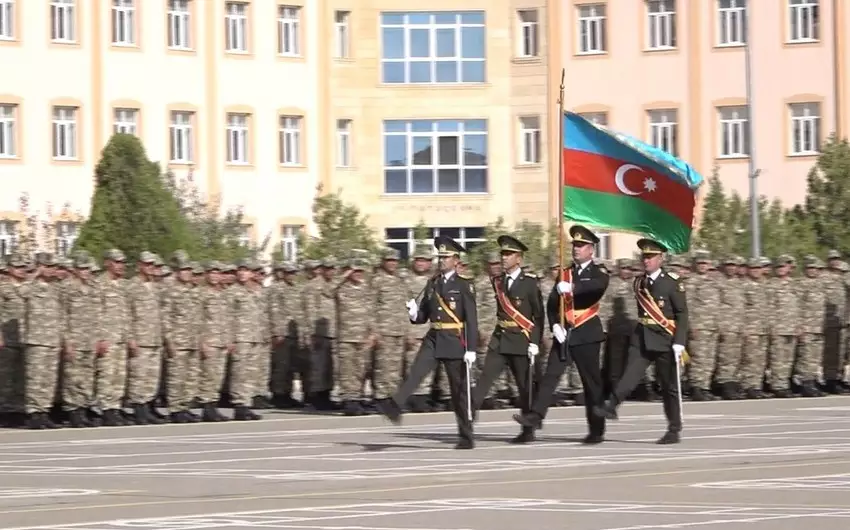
left=789, top=102, right=821, bottom=155
left=167, top=0, right=191, bottom=50
left=55, top=221, right=78, bottom=258
left=594, top=231, right=611, bottom=260
left=225, top=1, right=248, bottom=53
left=113, top=108, right=138, bottom=135
left=384, top=227, right=485, bottom=260
left=717, top=0, right=746, bottom=46
left=238, top=225, right=252, bottom=247
left=647, top=109, right=678, bottom=156
left=0, top=221, right=17, bottom=258
left=277, top=5, right=300, bottom=56
left=51, top=0, right=76, bottom=43
left=517, top=9, right=539, bottom=58
left=280, top=225, right=300, bottom=261
left=380, top=11, right=486, bottom=85
left=334, top=10, right=350, bottom=58
left=788, top=0, right=819, bottom=43
left=226, top=113, right=249, bottom=165
left=578, top=111, right=608, bottom=127
left=577, top=4, right=606, bottom=55
left=718, top=106, right=750, bottom=158
left=646, top=0, right=677, bottom=50
left=111, top=0, right=136, bottom=46
left=0, top=0, right=14, bottom=41
left=279, top=116, right=302, bottom=166
left=52, top=106, right=78, bottom=160
left=519, top=116, right=541, bottom=165
left=0, top=104, right=16, bottom=158
left=169, top=111, right=194, bottom=164
left=336, top=119, right=352, bottom=168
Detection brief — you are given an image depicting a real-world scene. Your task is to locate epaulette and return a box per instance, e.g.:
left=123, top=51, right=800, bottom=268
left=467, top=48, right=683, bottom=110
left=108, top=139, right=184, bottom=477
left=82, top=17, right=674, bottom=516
left=458, top=273, right=474, bottom=281
left=523, top=272, right=538, bottom=279
left=667, top=271, right=680, bottom=280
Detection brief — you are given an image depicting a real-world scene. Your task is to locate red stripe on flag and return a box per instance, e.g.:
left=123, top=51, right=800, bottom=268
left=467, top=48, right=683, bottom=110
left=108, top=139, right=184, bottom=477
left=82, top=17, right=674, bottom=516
left=563, top=148, right=695, bottom=226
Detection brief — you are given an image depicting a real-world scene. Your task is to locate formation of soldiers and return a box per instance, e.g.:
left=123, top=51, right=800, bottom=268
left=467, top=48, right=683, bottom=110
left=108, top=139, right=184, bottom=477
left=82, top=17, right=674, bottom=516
left=1, top=243, right=849, bottom=430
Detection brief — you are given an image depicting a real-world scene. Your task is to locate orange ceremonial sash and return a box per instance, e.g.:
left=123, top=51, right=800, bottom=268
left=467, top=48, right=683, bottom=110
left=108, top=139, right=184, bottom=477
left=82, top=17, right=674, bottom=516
left=493, top=277, right=534, bottom=339
left=633, top=277, right=690, bottom=364
left=561, top=268, right=600, bottom=328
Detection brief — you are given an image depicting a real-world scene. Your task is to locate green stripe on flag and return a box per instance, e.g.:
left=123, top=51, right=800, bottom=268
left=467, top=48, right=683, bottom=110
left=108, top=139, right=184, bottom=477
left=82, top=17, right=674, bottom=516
left=563, top=187, right=692, bottom=254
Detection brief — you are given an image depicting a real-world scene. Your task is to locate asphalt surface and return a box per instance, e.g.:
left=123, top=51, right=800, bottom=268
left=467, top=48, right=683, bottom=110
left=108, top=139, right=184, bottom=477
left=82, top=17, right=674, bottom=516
left=2, top=396, right=850, bottom=529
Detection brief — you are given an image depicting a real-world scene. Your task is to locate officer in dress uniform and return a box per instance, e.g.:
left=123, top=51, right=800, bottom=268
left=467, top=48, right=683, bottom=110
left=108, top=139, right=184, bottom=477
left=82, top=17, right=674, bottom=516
left=378, top=236, right=479, bottom=449
left=593, top=238, right=689, bottom=445
left=514, top=225, right=610, bottom=444
left=471, top=235, right=544, bottom=444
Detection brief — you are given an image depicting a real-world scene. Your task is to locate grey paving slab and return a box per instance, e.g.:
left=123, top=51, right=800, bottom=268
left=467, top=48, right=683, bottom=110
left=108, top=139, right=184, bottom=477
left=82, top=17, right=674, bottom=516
left=1, top=396, right=850, bottom=529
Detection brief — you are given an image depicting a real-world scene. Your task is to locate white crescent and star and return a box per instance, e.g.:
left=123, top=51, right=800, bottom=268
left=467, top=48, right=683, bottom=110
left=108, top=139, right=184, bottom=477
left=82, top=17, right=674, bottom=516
left=614, top=164, right=658, bottom=196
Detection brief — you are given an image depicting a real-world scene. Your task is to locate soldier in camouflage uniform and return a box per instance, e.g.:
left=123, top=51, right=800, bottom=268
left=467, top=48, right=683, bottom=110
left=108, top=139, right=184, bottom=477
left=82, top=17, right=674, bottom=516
left=197, top=261, right=231, bottom=421
left=603, top=258, right=638, bottom=396
left=406, top=245, right=436, bottom=412
left=767, top=255, right=799, bottom=397
left=372, top=249, right=410, bottom=407
left=795, top=256, right=828, bottom=397
left=0, top=254, right=27, bottom=427
left=823, top=250, right=848, bottom=393
left=476, top=252, right=507, bottom=409
left=715, top=256, right=746, bottom=399
left=62, top=253, right=101, bottom=427
left=739, top=258, right=771, bottom=398
left=20, top=253, right=63, bottom=429
left=228, top=260, right=263, bottom=420
left=252, top=262, right=274, bottom=409
left=162, top=254, right=202, bottom=423
left=335, top=260, right=378, bottom=415
left=270, top=262, right=301, bottom=407
left=307, top=259, right=338, bottom=404
left=686, top=251, right=719, bottom=400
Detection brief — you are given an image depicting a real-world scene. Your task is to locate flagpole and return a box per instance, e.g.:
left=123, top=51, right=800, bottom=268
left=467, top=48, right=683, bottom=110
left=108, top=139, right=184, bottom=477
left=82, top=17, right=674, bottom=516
left=557, top=69, right=566, bottom=343
left=744, top=5, right=761, bottom=259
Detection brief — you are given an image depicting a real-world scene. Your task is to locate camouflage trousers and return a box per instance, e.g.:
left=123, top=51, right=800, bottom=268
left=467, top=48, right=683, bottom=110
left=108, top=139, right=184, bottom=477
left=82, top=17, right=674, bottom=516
left=823, top=327, right=844, bottom=381
left=714, top=332, right=743, bottom=384
left=0, top=346, right=24, bottom=413
left=259, top=342, right=272, bottom=397
left=686, top=332, right=717, bottom=390
left=309, top=337, right=333, bottom=394
left=270, top=339, right=300, bottom=396
left=126, top=346, right=158, bottom=406
left=166, top=349, right=200, bottom=412
left=740, top=334, right=769, bottom=389
left=23, top=345, right=60, bottom=414
left=63, top=349, right=96, bottom=411
left=372, top=335, right=406, bottom=400
left=200, top=347, right=228, bottom=404
left=767, top=335, right=797, bottom=390
left=230, top=342, right=264, bottom=406
left=336, top=341, right=369, bottom=401
left=795, top=333, right=823, bottom=382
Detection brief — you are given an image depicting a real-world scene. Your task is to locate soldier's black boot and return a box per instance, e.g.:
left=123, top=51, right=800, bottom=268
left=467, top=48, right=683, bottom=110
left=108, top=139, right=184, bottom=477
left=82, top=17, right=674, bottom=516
left=169, top=410, right=192, bottom=423
left=801, top=381, right=825, bottom=397
left=772, top=388, right=793, bottom=398
left=202, top=403, right=228, bottom=422
left=69, top=408, right=92, bottom=428
left=342, top=400, right=360, bottom=416
left=377, top=398, right=403, bottom=425
left=509, top=426, right=536, bottom=444
left=513, top=411, right=543, bottom=429
left=252, top=396, right=273, bottom=409
left=745, top=388, right=765, bottom=399
left=690, top=388, right=715, bottom=401
left=26, top=413, right=45, bottom=429
left=103, top=409, right=125, bottom=427
left=233, top=405, right=261, bottom=421
left=657, top=431, right=680, bottom=444
left=720, top=382, right=739, bottom=400
left=592, top=398, right=619, bottom=421
left=148, top=402, right=168, bottom=420
left=824, top=380, right=848, bottom=394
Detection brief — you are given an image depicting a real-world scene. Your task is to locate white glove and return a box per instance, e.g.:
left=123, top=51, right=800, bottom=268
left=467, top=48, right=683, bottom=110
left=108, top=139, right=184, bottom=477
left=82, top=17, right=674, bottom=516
left=406, top=299, right=418, bottom=320
left=463, top=351, right=476, bottom=365
left=556, top=281, right=572, bottom=295
left=552, top=324, right=567, bottom=344
left=527, top=343, right=539, bottom=358
left=672, top=344, right=685, bottom=362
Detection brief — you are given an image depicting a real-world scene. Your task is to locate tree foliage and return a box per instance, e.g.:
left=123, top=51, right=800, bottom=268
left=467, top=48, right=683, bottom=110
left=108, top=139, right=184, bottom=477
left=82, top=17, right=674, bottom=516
left=298, top=186, right=381, bottom=261
left=805, top=135, right=850, bottom=254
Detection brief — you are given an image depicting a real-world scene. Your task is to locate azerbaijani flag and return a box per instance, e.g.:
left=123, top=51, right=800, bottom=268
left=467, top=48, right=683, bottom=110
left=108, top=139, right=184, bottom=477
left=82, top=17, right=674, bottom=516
left=563, top=112, right=704, bottom=254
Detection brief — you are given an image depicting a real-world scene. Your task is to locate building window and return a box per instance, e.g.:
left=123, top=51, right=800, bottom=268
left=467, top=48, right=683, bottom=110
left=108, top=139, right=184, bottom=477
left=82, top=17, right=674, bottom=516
left=594, top=230, right=611, bottom=260
left=789, top=102, right=820, bottom=155
left=111, top=0, right=135, bottom=46
left=517, top=9, right=538, bottom=58
left=168, top=0, right=191, bottom=49
left=383, top=119, right=488, bottom=194
left=52, top=106, right=78, bottom=160
left=578, top=111, right=608, bottom=127
left=225, top=1, right=248, bottom=52
left=380, top=11, right=486, bottom=84
left=113, top=108, right=138, bottom=135
left=717, top=0, right=746, bottom=46
left=519, top=116, right=541, bottom=165
left=646, top=0, right=676, bottom=50
left=0, top=0, right=14, bottom=40
left=238, top=225, right=252, bottom=247
left=51, top=0, right=76, bottom=43
left=334, top=10, right=350, bottom=58
left=577, top=4, right=606, bottom=55
left=0, top=221, right=16, bottom=258
left=0, top=104, right=16, bottom=158
left=277, top=5, right=300, bottom=56
left=280, top=225, right=300, bottom=261
left=789, top=0, right=819, bottom=42
left=648, top=109, right=678, bottom=156
left=278, top=116, right=302, bottom=166
left=226, top=113, right=249, bottom=165
left=169, top=111, right=194, bottom=163
left=718, top=106, right=749, bottom=158
left=385, top=227, right=485, bottom=261
left=55, top=222, right=78, bottom=257
left=336, top=119, right=351, bottom=168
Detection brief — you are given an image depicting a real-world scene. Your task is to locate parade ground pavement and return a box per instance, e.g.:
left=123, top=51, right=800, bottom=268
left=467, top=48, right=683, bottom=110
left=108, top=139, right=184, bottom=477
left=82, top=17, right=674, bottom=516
left=3, top=397, right=850, bottom=529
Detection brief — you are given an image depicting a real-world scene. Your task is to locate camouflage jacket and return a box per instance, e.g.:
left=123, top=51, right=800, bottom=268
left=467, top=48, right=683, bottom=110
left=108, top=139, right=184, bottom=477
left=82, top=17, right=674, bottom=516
left=0, top=281, right=25, bottom=347
left=336, top=280, right=377, bottom=342
left=742, top=278, right=770, bottom=335
left=126, top=276, right=163, bottom=348
left=98, top=277, right=130, bottom=345
left=162, top=282, right=202, bottom=350
left=20, top=280, right=63, bottom=347
left=768, top=276, right=800, bottom=336
left=200, top=286, right=231, bottom=348
left=373, top=270, right=410, bottom=337
left=63, top=278, right=101, bottom=352
left=230, top=283, right=263, bottom=344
